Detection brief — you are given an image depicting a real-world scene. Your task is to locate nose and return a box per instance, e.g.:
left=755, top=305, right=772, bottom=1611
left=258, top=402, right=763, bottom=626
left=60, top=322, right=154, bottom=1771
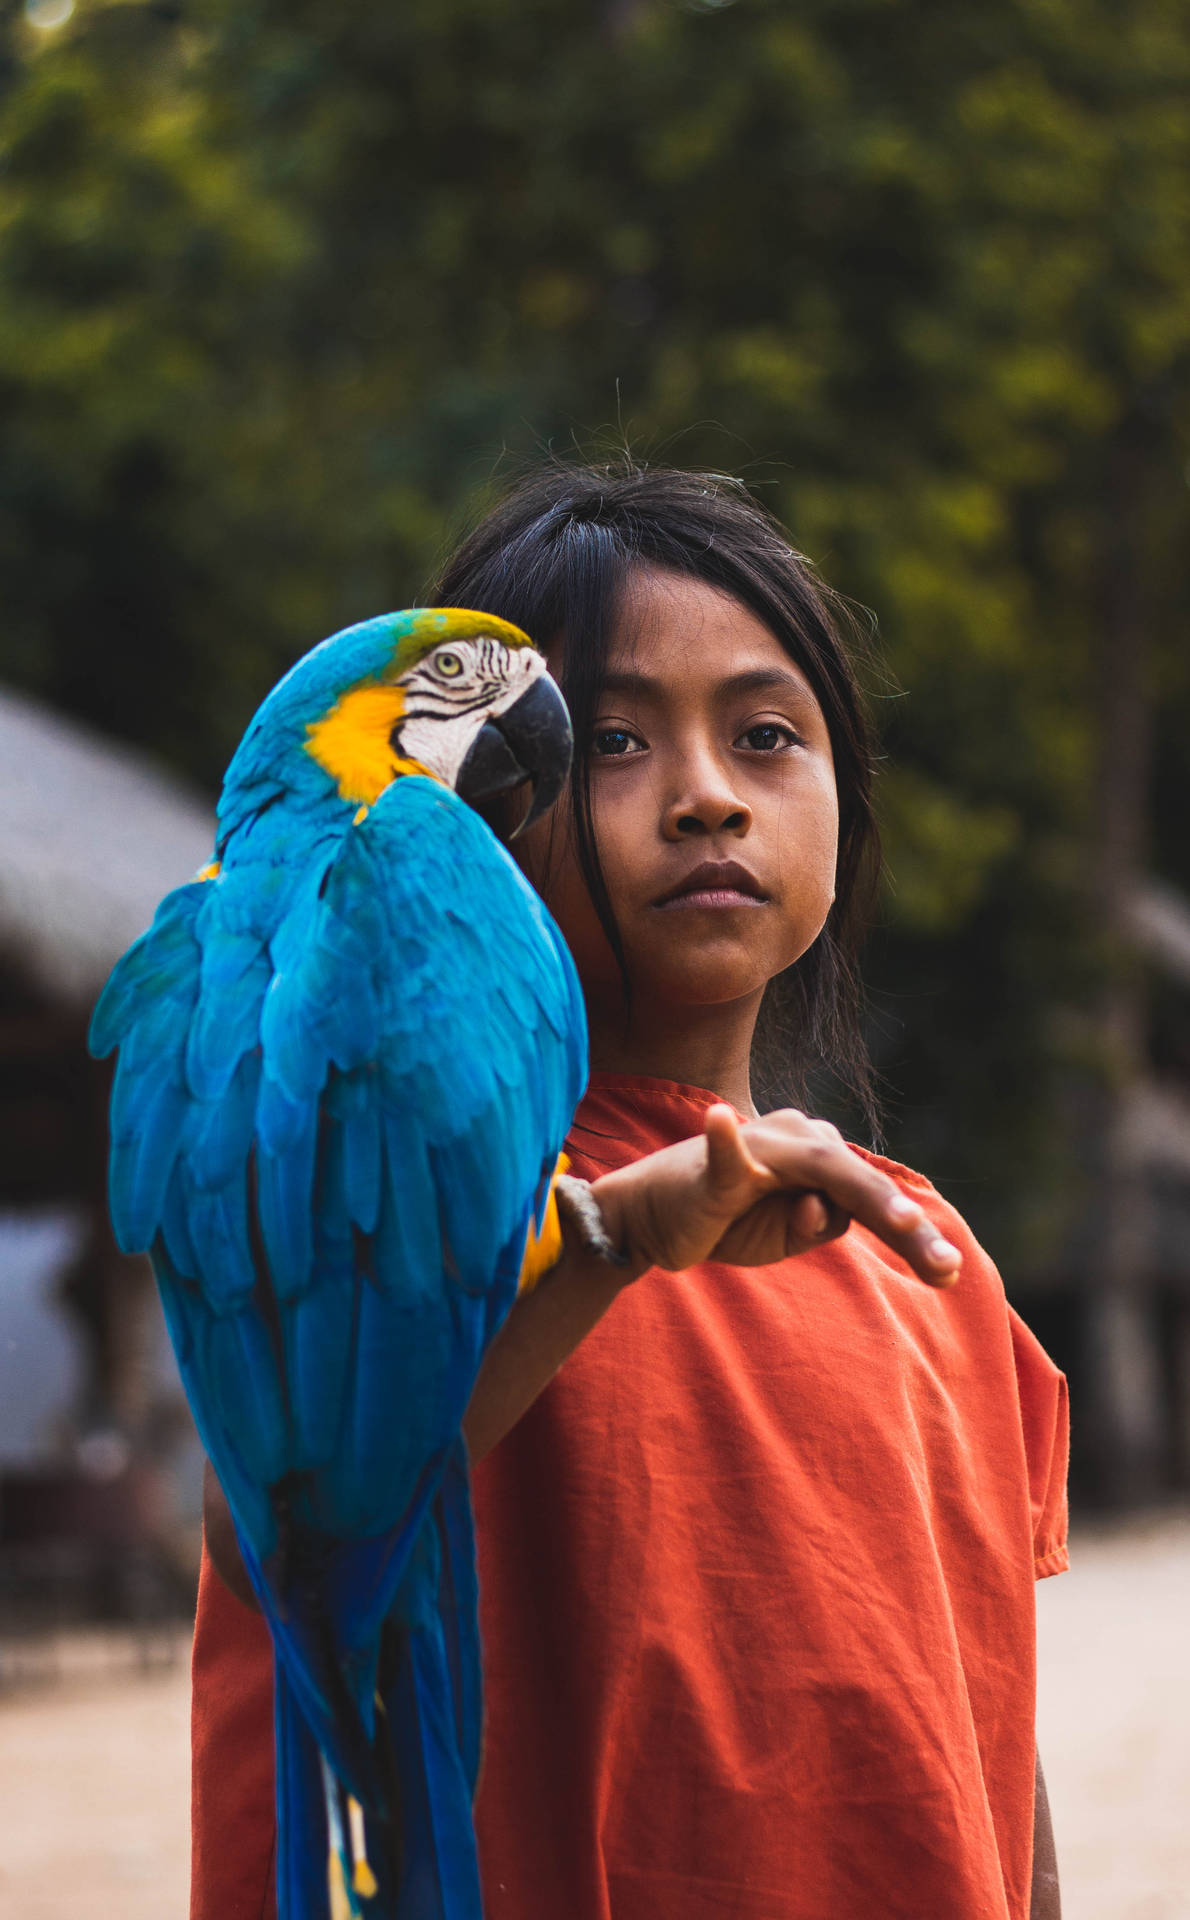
left=660, top=746, right=752, bottom=840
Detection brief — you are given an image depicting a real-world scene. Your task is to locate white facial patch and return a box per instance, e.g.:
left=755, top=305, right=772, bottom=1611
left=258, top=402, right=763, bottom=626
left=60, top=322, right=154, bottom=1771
left=397, top=643, right=547, bottom=789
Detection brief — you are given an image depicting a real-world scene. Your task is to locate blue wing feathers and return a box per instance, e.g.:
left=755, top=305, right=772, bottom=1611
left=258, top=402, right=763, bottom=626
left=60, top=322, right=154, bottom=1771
left=201, top=1309, right=292, bottom=1486
left=333, top=1070, right=383, bottom=1237
left=257, top=1069, right=311, bottom=1157
left=187, top=1049, right=261, bottom=1192
left=94, top=770, right=586, bottom=1919
left=188, top=905, right=270, bottom=1101
left=186, top=1185, right=255, bottom=1306
left=257, top=1114, right=319, bottom=1301
left=109, top=1064, right=192, bottom=1252
left=159, top=1175, right=200, bottom=1279
left=376, top=1107, right=444, bottom=1296
left=284, top=1270, right=361, bottom=1473
left=89, top=880, right=204, bottom=1057
left=434, top=1443, right=482, bottom=1789
left=150, top=1251, right=278, bottom=1552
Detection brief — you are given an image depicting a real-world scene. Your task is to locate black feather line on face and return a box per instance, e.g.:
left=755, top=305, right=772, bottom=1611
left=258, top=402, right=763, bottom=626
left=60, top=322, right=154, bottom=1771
left=400, top=688, right=508, bottom=721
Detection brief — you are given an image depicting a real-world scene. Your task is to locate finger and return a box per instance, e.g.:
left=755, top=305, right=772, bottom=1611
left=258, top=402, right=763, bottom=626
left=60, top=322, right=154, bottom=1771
left=883, top=1194, right=961, bottom=1286
left=741, top=1120, right=961, bottom=1286
left=789, top=1190, right=830, bottom=1241
left=712, top=1189, right=852, bottom=1266
left=704, top=1103, right=771, bottom=1192
left=784, top=1191, right=851, bottom=1255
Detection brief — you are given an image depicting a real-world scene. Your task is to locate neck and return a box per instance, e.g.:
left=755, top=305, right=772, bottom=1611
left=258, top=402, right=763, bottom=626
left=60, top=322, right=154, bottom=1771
left=584, top=988, right=763, bottom=1118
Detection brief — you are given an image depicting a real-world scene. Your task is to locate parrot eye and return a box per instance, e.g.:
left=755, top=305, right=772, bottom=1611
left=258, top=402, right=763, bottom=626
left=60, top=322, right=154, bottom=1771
left=432, top=649, right=465, bottom=679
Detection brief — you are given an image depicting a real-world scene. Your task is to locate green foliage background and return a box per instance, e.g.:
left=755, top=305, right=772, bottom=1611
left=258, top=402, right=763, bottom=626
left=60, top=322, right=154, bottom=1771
left=2, top=0, right=1189, bottom=1271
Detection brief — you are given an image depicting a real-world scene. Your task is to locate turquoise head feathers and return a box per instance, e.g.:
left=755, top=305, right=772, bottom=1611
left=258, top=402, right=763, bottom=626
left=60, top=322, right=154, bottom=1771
left=216, top=607, right=572, bottom=855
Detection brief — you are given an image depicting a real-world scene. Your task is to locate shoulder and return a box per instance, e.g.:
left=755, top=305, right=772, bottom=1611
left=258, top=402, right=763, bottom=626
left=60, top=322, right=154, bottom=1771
left=847, top=1142, right=953, bottom=1208
left=847, top=1143, right=993, bottom=1271
left=847, top=1145, right=1070, bottom=1564
left=795, top=1145, right=1025, bottom=1365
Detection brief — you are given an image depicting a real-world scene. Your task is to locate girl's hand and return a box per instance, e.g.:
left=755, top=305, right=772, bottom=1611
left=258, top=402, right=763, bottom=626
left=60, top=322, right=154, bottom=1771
left=593, top=1105, right=961, bottom=1287
left=460, top=1107, right=960, bottom=1459
left=207, top=1107, right=961, bottom=1569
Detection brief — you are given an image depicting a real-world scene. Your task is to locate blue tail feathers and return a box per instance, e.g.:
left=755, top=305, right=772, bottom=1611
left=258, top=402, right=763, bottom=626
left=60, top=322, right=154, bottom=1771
left=272, top=1442, right=485, bottom=1920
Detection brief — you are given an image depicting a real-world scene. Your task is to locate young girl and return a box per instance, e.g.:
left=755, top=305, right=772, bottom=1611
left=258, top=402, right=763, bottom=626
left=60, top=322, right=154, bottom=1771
left=193, top=464, right=1068, bottom=1920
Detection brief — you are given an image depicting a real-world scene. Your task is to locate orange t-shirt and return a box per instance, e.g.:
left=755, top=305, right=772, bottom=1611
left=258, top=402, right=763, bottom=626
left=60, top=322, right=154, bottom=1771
left=191, top=1075, right=1068, bottom=1920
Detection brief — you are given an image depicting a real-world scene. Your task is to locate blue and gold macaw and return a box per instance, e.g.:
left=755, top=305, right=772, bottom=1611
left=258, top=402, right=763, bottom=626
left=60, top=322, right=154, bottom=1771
left=89, top=610, right=587, bottom=1920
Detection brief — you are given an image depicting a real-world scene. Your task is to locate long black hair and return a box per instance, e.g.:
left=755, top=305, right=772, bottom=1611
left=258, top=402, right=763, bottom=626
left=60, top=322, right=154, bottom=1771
left=426, top=460, right=882, bottom=1133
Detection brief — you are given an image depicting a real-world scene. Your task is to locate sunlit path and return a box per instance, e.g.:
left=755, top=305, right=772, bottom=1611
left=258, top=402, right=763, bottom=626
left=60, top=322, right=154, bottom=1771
left=0, top=1629, right=190, bottom=1920
left=1037, top=1513, right=1190, bottom=1920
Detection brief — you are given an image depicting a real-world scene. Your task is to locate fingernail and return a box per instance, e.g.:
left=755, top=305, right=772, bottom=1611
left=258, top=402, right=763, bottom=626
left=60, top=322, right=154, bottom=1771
left=928, top=1237, right=960, bottom=1267
left=887, top=1195, right=922, bottom=1225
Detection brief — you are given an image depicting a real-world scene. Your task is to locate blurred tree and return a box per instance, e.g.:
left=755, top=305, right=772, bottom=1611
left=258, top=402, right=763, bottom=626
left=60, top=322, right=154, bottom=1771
left=2, top=0, right=1189, bottom=1489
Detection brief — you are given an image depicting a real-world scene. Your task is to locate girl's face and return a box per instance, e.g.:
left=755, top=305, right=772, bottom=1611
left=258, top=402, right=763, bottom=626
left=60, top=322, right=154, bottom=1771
left=517, top=567, right=840, bottom=1026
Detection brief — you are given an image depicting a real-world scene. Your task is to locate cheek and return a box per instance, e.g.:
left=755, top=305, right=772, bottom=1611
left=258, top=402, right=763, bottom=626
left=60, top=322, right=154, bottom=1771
left=780, top=768, right=839, bottom=903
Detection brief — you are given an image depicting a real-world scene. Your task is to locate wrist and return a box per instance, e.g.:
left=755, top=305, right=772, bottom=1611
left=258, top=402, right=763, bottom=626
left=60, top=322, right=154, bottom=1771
left=587, top=1167, right=652, bottom=1284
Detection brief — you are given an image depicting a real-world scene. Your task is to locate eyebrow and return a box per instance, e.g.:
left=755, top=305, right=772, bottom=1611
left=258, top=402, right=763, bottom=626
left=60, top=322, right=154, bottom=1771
left=598, top=666, right=814, bottom=701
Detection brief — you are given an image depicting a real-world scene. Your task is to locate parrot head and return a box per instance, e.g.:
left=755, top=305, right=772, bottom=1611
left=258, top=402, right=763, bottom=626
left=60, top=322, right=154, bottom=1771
left=222, top=608, right=572, bottom=841
left=381, top=609, right=572, bottom=835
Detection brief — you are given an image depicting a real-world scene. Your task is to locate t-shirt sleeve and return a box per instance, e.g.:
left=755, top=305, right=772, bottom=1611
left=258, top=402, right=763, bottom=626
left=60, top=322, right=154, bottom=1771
left=190, top=1536, right=278, bottom=1920
left=1007, top=1305, right=1070, bottom=1578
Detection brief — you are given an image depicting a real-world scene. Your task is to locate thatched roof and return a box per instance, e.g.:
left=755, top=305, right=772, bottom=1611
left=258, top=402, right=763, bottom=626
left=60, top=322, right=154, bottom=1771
left=0, top=686, right=215, bottom=1007
left=1127, top=879, right=1190, bottom=988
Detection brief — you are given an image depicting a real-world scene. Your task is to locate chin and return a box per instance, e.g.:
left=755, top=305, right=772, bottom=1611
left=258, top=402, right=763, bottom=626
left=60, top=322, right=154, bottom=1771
left=635, top=950, right=778, bottom=1009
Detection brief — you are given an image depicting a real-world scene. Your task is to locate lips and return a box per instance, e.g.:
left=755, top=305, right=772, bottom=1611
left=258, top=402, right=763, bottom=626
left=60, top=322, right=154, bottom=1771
left=654, top=860, right=769, bottom=909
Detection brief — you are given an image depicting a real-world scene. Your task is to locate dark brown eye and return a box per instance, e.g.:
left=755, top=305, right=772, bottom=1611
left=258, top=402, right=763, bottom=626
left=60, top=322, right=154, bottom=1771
left=739, top=723, right=794, bottom=752
left=591, top=727, right=641, bottom=757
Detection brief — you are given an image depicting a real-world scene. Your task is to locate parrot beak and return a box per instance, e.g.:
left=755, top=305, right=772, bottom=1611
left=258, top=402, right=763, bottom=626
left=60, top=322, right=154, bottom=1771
left=457, top=669, right=573, bottom=838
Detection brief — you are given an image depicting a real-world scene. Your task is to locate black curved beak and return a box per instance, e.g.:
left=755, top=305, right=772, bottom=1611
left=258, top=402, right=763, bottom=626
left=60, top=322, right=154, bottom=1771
left=457, top=670, right=572, bottom=838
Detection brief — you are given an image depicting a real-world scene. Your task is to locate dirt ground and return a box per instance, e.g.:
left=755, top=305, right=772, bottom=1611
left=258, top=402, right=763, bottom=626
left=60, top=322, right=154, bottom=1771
left=1036, top=1511, right=1190, bottom=1920
left=0, top=1514, right=1186, bottom=1918
left=0, top=1626, right=191, bottom=1919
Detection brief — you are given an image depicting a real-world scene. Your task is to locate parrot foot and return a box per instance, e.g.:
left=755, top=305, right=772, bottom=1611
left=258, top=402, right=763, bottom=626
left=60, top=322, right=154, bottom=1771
left=555, top=1173, right=628, bottom=1266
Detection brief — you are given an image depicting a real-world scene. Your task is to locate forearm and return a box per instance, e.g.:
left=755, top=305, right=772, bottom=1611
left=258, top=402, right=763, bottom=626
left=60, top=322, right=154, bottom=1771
left=462, top=1170, right=640, bottom=1460
left=205, top=1110, right=953, bottom=1601
left=1031, top=1747, right=1061, bottom=1919
left=203, top=1457, right=259, bottom=1609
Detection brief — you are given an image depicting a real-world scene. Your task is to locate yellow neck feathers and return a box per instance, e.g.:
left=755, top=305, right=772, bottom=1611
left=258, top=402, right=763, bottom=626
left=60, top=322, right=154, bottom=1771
left=304, top=684, right=434, bottom=804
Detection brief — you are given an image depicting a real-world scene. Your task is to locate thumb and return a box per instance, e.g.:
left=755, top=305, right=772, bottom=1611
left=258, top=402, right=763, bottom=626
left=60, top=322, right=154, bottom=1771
left=703, top=1104, right=770, bottom=1196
